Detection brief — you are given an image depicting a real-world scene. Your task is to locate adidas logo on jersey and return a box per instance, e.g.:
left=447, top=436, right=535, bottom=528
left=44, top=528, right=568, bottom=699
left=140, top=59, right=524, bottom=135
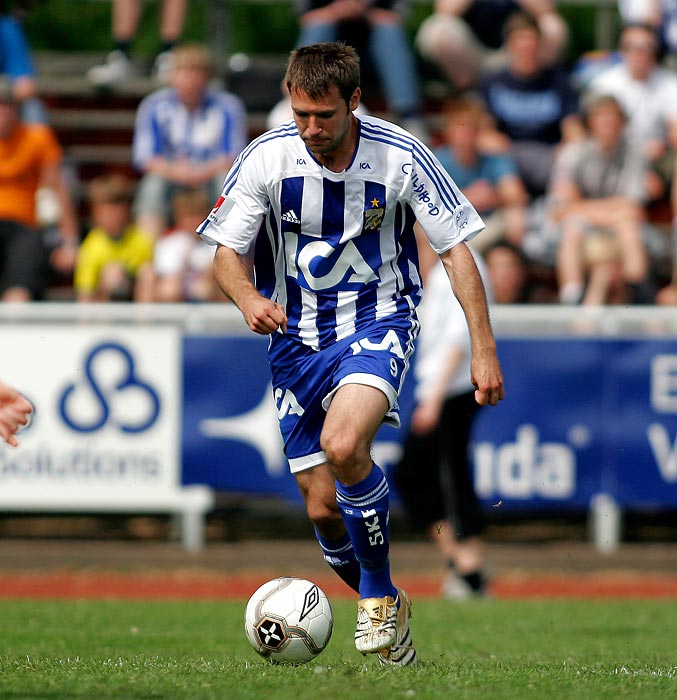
left=281, top=209, right=301, bottom=224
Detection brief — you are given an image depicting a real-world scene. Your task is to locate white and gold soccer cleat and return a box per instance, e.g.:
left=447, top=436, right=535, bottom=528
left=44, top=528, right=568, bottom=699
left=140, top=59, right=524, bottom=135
left=354, top=594, right=398, bottom=654
left=377, top=588, right=417, bottom=667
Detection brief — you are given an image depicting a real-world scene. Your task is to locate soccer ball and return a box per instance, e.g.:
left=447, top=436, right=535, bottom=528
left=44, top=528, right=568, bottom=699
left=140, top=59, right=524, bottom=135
left=244, top=577, right=333, bottom=664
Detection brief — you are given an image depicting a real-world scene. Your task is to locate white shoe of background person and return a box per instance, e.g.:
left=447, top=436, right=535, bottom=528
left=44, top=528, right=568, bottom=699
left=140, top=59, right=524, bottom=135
left=87, top=51, right=136, bottom=86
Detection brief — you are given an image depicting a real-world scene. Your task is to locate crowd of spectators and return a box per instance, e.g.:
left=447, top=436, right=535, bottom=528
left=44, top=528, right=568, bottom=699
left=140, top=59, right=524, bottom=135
left=2, top=0, right=677, bottom=306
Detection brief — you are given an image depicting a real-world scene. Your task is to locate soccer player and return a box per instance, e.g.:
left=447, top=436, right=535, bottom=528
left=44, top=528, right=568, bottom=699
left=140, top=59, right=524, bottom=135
left=0, top=381, right=32, bottom=447
left=198, top=42, right=504, bottom=666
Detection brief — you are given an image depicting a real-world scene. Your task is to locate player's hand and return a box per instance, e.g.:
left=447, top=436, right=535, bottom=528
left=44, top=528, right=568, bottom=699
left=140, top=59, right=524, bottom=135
left=241, top=296, right=288, bottom=335
left=0, top=384, right=33, bottom=448
left=471, top=350, right=505, bottom=407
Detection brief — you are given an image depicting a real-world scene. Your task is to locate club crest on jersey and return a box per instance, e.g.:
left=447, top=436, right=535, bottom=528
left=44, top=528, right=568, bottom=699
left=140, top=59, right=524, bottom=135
left=363, top=197, right=385, bottom=231
left=455, top=209, right=469, bottom=230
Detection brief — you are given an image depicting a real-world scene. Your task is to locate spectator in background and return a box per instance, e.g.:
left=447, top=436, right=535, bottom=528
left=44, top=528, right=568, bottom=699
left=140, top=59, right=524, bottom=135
left=131, top=43, right=247, bottom=239
left=618, top=1, right=677, bottom=66
left=483, top=238, right=534, bottom=303
left=87, top=0, right=187, bottom=86
left=394, top=251, right=492, bottom=600
left=139, top=188, right=220, bottom=302
left=74, top=173, right=154, bottom=302
left=416, top=0, right=568, bottom=92
left=549, top=94, right=653, bottom=305
left=587, top=23, right=677, bottom=205
left=0, top=77, right=78, bottom=302
left=479, top=11, right=583, bottom=199
left=0, top=4, right=45, bottom=122
left=433, top=94, right=529, bottom=251
left=294, top=0, right=426, bottom=137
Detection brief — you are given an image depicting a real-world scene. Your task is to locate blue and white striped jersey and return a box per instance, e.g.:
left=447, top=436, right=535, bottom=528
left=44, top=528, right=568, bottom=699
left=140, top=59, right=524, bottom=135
left=198, top=115, right=484, bottom=350
left=132, top=87, right=248, bottom=168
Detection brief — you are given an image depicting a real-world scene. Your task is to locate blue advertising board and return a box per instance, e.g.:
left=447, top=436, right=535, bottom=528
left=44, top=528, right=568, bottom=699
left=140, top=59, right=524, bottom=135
left=182, top=334, right=677, bottom=512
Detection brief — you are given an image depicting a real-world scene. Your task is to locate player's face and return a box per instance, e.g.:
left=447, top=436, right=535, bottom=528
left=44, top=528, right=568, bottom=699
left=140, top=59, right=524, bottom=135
left=291, top=85, right=360, bottom=159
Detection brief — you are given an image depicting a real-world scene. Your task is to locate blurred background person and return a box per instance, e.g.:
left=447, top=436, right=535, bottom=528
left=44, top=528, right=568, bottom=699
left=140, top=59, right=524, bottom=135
left=394, top=251, right=493, bottom=600
left=0, top=1, right=45, bottom=122
left=549, top=94, right=653, bottom=305
left=131, top=43, right=247, bottom=239
left=586, top=23, right=677, bottom=207
left=416, top=0, right=568, bottom=92
left=433, top=94, right=529, bottom=252
left=0, top=77, right=78, bottom=302
left=74, top=173, right=154, bottom=302
left=294, top=0, right=426, bottom=137
left=87, top=0, right=187, bottom=86
left=478, top=11, right=584, bottom=199
left=483, top=238, right=535, bottom=303
left=139, top=188, right=221, bottom=302
left=618, top=1, right=677, bottom=68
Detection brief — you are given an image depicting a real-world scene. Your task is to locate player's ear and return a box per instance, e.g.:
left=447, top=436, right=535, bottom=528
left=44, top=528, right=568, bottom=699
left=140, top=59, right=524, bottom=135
left=348, top=87, right=361, bottom=113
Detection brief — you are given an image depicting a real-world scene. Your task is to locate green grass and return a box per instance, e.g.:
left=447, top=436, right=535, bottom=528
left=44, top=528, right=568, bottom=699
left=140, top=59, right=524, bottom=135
left=0, top=599, right=674, bottom=700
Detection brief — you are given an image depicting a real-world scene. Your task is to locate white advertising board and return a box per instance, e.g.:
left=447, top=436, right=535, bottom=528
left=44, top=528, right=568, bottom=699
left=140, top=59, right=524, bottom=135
left=0, top=325, right=182, bottom=508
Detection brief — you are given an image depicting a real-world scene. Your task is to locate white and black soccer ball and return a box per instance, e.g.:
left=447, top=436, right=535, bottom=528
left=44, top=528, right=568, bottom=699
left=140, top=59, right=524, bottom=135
left=244, top=577, right=333, bottom=664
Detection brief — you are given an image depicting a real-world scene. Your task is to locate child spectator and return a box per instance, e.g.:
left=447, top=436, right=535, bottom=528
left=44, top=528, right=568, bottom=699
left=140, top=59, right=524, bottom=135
left=143, top=188, right=220, bottom=302
left=433, top=95, right=529, bottom=251
left=131, top=43, right=247, bottom=238
left=75, top=174, right=154, bottom=302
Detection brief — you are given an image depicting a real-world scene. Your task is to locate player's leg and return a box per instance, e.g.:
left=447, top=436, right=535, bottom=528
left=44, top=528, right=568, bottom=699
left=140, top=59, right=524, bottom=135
left=295, top=464, right=361, bottom=593
left=321, top=383, right=405, bottom=655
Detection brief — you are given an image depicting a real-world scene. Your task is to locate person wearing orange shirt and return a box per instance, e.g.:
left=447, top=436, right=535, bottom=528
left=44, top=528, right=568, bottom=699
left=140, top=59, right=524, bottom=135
left=0, top=77, right=79, bottom=301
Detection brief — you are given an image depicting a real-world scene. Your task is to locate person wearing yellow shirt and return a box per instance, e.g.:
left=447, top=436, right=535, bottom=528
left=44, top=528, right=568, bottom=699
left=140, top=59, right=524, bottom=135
left=75, top=174, right=154, bottom=302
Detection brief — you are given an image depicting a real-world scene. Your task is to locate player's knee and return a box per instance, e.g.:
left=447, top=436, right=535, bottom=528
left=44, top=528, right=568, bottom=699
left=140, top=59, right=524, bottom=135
left=306, top=500, right=342, bottom=532
left=320, top=430, right=363, bottom=472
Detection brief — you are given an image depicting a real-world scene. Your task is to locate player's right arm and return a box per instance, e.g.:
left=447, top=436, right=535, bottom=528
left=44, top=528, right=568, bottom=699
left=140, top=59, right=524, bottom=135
left=213, top=245, right=287, bottom=335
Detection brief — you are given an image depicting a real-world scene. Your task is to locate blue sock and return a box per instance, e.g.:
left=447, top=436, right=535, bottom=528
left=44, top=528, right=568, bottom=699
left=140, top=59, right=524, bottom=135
left=335, top=464, right=397, bottom=600
left=314, top=528, right=361, bottom=593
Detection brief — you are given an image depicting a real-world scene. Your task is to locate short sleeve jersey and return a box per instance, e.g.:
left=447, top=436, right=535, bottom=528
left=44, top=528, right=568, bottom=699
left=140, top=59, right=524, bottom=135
left=132, top=88, right=248, bottom=169
left=198, top=115, right=484, bottom=350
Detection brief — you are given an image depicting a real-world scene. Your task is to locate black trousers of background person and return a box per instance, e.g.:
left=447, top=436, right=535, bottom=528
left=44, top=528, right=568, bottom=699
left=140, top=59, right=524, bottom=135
left=393, top=390, right=485, bottom=540
left=0, top=219, right=49, bottom=298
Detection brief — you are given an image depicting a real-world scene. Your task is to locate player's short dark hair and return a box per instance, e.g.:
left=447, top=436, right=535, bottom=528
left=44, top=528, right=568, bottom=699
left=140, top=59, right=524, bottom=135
left=285, top=42, right=360, bottom=108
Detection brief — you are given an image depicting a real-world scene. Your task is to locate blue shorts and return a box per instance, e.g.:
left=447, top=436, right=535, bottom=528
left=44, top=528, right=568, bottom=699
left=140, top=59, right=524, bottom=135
left=268, top=316, right=419, bottom=473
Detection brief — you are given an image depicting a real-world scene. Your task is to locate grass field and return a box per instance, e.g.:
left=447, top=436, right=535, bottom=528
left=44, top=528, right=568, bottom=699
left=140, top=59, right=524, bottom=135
left=0, top=598, right=674, bottom=700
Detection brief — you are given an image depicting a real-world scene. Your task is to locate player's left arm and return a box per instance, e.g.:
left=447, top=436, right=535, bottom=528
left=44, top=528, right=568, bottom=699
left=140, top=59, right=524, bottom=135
left=440, top=242, right=505, bottom=407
